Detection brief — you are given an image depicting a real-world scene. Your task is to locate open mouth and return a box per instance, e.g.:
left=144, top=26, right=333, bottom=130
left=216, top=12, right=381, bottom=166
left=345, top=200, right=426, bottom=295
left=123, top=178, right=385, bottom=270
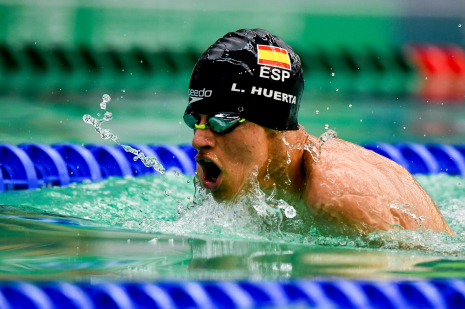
left=197, top=158, right=222, bottom=190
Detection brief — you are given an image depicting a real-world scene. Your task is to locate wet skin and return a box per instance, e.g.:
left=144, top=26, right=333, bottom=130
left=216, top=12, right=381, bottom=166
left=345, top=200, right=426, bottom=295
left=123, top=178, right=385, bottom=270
left=192, top=115, right=454, bottom=236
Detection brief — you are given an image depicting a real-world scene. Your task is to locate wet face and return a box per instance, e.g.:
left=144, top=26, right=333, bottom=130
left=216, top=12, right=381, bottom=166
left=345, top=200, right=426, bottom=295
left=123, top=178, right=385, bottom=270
left=192, top=114, right=270, bottom=201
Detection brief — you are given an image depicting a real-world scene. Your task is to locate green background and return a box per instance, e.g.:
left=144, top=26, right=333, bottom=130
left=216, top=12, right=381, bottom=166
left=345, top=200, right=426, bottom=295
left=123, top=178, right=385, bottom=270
left=0, top=0, right=464, bottom=146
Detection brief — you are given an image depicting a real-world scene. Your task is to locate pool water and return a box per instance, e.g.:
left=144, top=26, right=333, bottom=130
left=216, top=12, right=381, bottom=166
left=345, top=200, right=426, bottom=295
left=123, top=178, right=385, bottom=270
left=1, top=172, right=465, bottom=281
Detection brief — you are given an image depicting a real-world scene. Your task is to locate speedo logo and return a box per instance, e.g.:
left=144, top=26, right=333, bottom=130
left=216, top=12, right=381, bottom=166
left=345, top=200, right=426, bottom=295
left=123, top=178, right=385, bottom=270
left=189, top=88, right=212, bottom=103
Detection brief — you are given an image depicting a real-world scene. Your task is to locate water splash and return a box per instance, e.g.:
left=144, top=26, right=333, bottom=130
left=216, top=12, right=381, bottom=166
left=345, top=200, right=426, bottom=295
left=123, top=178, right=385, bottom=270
left=303, top=142, right=320, bottom=163
left=319, top=129, right=337, bottom=145
left=121, top=145, right=164, bottom=172
left=151, top=171, right=299, bottom=240
left=3, top=173, right=465, bottom=255
left=264, top=159, right=272, bottom=181
left=315, top=129, right=338, bottom=158
left=390, top=201, right=425, bottom=229
left=281, top=134, right=292, bottom=167
left=83, top=94, right=165, bottom=174
left=282, top=133, right=320, bottom=164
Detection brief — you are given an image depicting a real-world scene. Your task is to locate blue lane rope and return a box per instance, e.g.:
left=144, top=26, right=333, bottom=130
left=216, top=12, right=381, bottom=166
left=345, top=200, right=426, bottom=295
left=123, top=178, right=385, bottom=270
left=1, top=142, right=465, bottom=192
left=1, top=279, right=465, bottom=309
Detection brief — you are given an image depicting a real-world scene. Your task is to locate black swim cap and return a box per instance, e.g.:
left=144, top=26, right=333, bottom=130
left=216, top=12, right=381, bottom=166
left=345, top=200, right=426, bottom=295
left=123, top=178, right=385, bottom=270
left=186, top=29, right=304, bottom=131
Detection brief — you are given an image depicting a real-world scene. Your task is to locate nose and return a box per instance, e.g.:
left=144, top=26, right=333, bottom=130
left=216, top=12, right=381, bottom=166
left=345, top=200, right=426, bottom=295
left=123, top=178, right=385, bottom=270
left=192, top=114, right=215, bottom=151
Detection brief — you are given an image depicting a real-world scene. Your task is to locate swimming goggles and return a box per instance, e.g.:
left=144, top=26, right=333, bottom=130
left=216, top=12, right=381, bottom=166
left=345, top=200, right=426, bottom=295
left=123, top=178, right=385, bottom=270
left=183, top=108, right=246, bottom=134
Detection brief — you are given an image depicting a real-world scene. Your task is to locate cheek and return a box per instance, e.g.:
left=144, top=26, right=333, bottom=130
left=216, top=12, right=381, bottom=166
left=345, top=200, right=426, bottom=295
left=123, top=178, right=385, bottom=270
left=220, top=128, right=268, bottom=170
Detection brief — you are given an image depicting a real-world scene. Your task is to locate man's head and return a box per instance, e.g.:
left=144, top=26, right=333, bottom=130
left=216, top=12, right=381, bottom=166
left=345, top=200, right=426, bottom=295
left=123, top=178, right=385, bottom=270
left=184, top=29, right=304, bottom=200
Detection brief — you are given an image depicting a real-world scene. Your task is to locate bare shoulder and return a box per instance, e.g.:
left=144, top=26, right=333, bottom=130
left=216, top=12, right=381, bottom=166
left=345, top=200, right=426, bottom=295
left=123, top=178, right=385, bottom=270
left=301, top=137, right=453, bottom=235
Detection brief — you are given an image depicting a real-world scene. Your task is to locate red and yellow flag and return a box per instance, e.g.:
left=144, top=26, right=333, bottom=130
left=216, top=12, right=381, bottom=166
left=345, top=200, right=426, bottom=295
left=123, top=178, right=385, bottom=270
left=257, top=45, right=291, bottom=70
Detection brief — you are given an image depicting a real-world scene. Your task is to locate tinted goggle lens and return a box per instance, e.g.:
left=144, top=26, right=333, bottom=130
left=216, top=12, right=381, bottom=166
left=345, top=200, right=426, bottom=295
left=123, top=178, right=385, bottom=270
left=183, top=113, right=244, bottom=133
left=183, top=113, right=199, bottom=129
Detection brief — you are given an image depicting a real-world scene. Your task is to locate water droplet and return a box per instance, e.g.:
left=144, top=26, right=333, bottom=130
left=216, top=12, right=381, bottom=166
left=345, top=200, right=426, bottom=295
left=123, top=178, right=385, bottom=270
left=164, top=189, right=170, bottom=196
left=285, top=177, right=291, bottom=186
left=174, top=171, right=182, bottom=177
left=97, top=113, right=100, bottom=117
left=83, top=114, right=93, bottom=124
left=331, top=73, right=335, bottom=76
left=102, top=94, right=111, bottom=103
left=122, top=90, right=125, bottom=92
left=336, top=89, right=339, bottom=92
left=459, top=24, right=462, bottom=27
left=140, top=60, right=143, bottom=63
left=403, top=127, right=406, bottom=129
left=327, top=107, right=329, bottom=110
left=316, top=110, right=319, bottom=114
left=319, top=129, right=337, bottom=144
left=285, top=206, right=296, bottom=218
left=360, top=119, right=363, bottom=122
left=103, top=111, right=113, bottom=121
left=264, top=173, right=270, bottom=181
left=349, top=104, right=352, bottom=108
left=425, top=77, right=428, bottom=80
left=100, top=129, right=113, bottom=140
left=325, top=124, right=329, bottom=129
left=100, top=102, right=106, bottom=110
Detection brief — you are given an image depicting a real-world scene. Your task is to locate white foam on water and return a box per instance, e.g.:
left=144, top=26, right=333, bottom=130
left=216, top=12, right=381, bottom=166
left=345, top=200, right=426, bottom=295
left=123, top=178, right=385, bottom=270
left=2, top=172, right=465, bottom=255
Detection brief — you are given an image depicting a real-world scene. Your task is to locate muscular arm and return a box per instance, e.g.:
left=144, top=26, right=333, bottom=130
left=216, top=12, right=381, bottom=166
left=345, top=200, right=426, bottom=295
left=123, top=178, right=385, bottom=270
left=302, top=138, right=453, bottom=235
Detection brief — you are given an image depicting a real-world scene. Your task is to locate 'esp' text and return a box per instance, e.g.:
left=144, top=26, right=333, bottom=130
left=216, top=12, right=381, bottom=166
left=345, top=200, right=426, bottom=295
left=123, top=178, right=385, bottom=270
left=259, top=66, right=290, bottom=82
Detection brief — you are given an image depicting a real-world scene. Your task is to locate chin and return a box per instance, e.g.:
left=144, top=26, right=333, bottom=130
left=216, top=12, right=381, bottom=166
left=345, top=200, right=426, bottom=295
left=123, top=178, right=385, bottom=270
left=209, top=184, right=242, bottom=202
left=210, top=189, right=231, bottom=203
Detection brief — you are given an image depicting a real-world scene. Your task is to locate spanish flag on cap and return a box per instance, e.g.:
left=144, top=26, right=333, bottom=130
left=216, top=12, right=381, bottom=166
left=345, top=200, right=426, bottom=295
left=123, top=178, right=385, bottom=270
left=257, top=45, right=291, bottom=70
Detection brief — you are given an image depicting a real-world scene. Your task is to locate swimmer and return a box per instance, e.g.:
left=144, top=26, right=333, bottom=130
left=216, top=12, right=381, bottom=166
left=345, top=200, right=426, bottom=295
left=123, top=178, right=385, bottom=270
left=183, top=29, right=453, bottom=236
